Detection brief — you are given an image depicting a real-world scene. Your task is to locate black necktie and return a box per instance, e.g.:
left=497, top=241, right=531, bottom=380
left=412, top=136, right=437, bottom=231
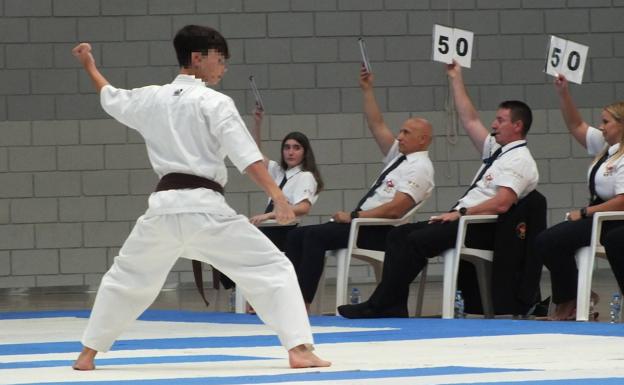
left=354, top=155, right=407, bottom=211
left=459, top=147, right=503, bottom=200
left=264, top=175, right=288, bottom=213
left=589, top=151, right=609, bottom=205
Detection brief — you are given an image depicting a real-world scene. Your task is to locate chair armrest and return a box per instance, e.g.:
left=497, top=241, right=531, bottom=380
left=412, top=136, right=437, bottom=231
left=257, top=218, right=301, bottom=227
left=456, top=215, right=499, bottom=250
left=592, top=211, right=624, bottom=222
left=460, top=214, right=499, bottom=225
left=591, top=211, right=624, bottom=249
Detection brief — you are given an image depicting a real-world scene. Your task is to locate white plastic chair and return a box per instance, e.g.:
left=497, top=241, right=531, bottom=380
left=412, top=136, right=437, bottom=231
left=234, top=218, right=300, bottom=314
left=327, top=200, right=427, bottom=316
left=441, top=214, right=499, bottom=319
left=574, top=211, right=624, bottom=321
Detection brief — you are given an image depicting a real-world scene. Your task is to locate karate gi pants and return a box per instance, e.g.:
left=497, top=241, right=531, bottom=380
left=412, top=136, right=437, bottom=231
left=82, top=212, right=313, bottom=352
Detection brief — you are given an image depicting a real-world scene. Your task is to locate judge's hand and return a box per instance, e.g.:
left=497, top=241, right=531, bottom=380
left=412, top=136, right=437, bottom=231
left=446, top=60, right=463, bottom=80
left=554, top=73, right=569, bottom=95
left=331, top=211, right=351, bottom=224
left=72, top=43, right=95, bottom=68
left=249, top=212, right=272, bottom=226
left=359, top=64, right=374, bottom=91
left=253, top=104, right=264, bottom=124
left=428, top=211, right=460, bottom=224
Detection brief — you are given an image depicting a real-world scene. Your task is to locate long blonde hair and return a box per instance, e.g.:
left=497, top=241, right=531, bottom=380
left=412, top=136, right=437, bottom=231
left=593, top=101, right=624, bottom=164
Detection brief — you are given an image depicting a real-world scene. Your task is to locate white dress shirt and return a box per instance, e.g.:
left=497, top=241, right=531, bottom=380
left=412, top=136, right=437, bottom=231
left=586, top=126, right=624, bottom=201
left=456, top=136, right=539, bottom=209
left=360, top=140, right=434, bottom=211
left=267, top=160, right=318, bottom=206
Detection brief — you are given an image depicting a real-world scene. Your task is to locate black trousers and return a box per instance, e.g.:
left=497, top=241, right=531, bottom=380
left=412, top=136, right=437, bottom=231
left=368, top=220, right=495, bottom=311
left=285, top=222, right=392, bottom=303
left=537, top=218, right=624, bottom=304
left=259, top=224, right=297, bottom=252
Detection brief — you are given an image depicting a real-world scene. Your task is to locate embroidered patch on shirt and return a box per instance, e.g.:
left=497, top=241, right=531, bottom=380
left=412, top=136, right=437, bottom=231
left=173, top=89, right=184, bottom=96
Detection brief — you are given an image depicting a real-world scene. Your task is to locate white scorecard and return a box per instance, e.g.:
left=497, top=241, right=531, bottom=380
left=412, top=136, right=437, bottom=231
left=249, top=75, right=264, bottom=110
left=544, top=35, right=589, bottom=85
left=432, top=24, right=474, bottom=68
left=358, top=37, right=373, bottom=73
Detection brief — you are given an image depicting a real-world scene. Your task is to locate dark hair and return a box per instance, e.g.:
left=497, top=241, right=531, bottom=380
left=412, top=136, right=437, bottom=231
left=173, top=25, right=230, bottom=68
left=498, top=100, right=533, bottom=136
left=280, top=132, right=324, bottom=193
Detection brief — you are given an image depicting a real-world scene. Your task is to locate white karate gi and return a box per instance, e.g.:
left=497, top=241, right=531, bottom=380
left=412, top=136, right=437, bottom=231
left=81, top=75, right=313, bottom=352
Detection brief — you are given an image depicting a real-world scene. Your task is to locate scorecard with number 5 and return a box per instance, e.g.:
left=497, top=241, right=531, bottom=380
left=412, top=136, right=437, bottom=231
left=432, top=24, right=474, bottom=68
left=544, top=35, right=589, bottom=85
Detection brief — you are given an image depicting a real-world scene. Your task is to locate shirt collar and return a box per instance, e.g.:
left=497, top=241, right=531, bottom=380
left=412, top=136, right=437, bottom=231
left=500, top=139, right=527, bottom=152
left=403, top=150, right=429, bottom=162
left=284, top=164, right=303, bottom=178
left=608, top=142, right=620, bottom=156
left=173, top=74, right=206, bottom=86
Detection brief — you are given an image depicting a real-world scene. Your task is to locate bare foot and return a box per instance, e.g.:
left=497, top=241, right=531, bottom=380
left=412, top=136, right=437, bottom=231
left=304, top=302, right=311, bottom=314
left=288, top=344, right=331, bottom=368
left=548, top=300, right=576, bottom=321
left=72, top=347, right=97, bottom=370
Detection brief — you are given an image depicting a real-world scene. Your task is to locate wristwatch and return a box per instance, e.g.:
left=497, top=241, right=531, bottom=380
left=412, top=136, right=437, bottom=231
left=458, top=207, right=468, bottom=216
left=580, top=207, right=588, bottom=218
left=350, top=211, right=360, bottom=220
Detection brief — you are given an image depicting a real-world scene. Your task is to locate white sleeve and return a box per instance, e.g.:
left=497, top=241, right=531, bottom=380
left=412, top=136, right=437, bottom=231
left=614, top=161, right=624, bottom=196
left=394, top=159, right=434, bottom=204
left=100, top=85, right=151, bottom=132
left=289, top=172, right=319, bottom=206
left=586, top=126, right=607, bottom=156
left=205, top=97, right=263, bottom=173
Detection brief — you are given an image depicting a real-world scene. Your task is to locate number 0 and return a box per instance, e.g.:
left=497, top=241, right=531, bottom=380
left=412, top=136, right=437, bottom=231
left=456, top=38, right=468, bottom=57
left=567, top=51, right=580, bottom=71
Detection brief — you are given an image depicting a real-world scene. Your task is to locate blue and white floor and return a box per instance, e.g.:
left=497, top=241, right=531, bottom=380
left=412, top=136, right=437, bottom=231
left=2, top=309, right=624, bottom=385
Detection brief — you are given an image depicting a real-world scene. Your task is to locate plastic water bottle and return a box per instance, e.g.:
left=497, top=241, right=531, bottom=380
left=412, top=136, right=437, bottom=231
left=454, top=290, right=465, bottom=319
left=610, top=293, right=621, bottom=324
left=229, top=288, right=236, bottom=313
left=350, top=287, right=361, bottom=305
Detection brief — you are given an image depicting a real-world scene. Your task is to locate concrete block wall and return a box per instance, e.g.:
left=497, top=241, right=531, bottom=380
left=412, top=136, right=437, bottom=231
left=1, top=1, right=624, bottom=289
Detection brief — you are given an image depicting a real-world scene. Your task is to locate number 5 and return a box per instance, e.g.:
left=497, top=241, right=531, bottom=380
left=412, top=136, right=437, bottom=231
left=551, top=47, right=561, bottom=67
left=438, top=35, right=449, bottom=54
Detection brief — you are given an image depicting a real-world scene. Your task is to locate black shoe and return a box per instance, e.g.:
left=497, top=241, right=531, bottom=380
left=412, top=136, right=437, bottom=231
left=530, top=296, right=550, bottom=318
left=337, top=301, right=408, bottom=319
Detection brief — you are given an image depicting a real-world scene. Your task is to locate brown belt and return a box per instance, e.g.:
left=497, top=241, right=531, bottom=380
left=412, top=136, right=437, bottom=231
left=155, top=172, right=224, bottom=194
left=154, top=172, right=225, bottom=307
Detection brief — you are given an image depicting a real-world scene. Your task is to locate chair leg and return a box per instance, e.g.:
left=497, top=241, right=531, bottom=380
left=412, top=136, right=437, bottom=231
left=414, top=263, right=428, bottom=317
left=474, top=260, right=494, bottom=318
left=441, top=248, right=457, bottom=319
left=575, top=247, right=594, bottom=322
left=235, top=287, right=245, bottom=314
left=334, top=249, right=349, bottom=313
left=312, top=268, right=326, bottom=315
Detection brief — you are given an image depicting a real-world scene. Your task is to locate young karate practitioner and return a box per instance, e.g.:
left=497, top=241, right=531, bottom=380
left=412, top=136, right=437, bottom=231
left=71, top=25, right=330, bottom=370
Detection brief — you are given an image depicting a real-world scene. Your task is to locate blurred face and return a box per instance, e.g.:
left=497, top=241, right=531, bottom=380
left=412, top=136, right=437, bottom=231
left=194, top=49, right=227, bottom=85
left=491, top=108, right=522, bottom=145
left=282, top=139, right=305, bottom=169
left=599, top=109, right=624, bottom=146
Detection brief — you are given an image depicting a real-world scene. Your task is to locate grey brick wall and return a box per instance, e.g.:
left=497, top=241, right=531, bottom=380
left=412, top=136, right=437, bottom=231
left=1, top=1, right=624, bottom=289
